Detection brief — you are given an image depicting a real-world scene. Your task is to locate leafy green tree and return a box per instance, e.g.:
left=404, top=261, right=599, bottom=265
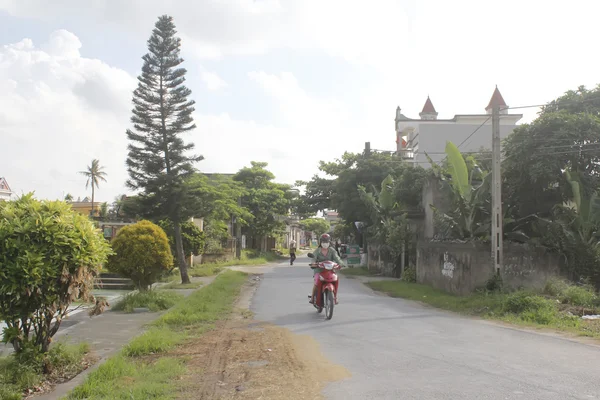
left=358, top=174, right=410, bottom=274
left=299, top=152, right=427, bottom=228
left=0, top=194, right=112, bottom=354
left=108, top=220, right=173, bottom=291
left=79, top=159, right=107, bottom=216
left=332, top=219, right=354, bottom=242
left=234, top=162, right=290, bottom=249
left=158, top=219, right=205, bottom=260
left=125, top=15, right=202, bottom=284
left=503, top=85, right=600, bottom=222
left=537, top=169, right=600, bottom=285
left=299, top=217, right=331, bottom=237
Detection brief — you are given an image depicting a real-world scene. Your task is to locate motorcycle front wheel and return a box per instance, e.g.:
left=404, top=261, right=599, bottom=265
left=324, top=289, right=334, bottom=320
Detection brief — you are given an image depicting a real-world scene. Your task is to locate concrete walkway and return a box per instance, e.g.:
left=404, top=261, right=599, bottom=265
left=33, top=276, right=215, bottom=400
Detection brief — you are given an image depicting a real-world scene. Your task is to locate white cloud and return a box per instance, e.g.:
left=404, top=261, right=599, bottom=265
left=0, top=30, right=136, bottom=201
left=0, top=31, right=345, bottom=202
left=200, top=68, right=228, bottom=91
left=0, top=0, right=410, bottom=69
left=3, top=0, right=600, bottom=198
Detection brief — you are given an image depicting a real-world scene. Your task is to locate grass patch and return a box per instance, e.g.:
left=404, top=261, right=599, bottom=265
left=66, top=271, right=247, bottom=399
left=112, top=290, right=182, bottom=313
left=160, top=280, right=204, bottom=290
left=189, top=264, right=223, bottom=277
left=66, top=356, right=185, bottom=400
left=367, top=279, right=600, bottom=338
left=0, top=342, right=91, bottom=400
left=189, top=250, right=286, bottom=277
left=123, top=327, right=185, bottom=357
left=340, top=267, right=375, bottom=277
left=154, top=271, right=247, bottom=328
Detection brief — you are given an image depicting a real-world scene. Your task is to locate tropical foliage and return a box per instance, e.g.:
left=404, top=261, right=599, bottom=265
left=0, top=194, right=112, bottom=354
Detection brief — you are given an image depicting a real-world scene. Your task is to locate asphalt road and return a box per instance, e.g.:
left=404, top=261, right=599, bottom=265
left=251, top=256, right=600, bottom=400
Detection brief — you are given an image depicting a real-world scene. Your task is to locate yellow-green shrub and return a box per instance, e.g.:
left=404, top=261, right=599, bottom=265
left=108, top=220, right=173, bottom=291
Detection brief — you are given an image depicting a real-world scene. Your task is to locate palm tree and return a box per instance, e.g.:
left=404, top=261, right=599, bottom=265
left=79, top=159, right=107, bottom=216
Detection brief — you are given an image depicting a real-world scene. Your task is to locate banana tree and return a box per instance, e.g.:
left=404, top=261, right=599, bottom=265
left=555, top=169, right=600, bottom=246
left=426, top=141, right=491, bottom=239
left=358, top=174, right=410, bottom=274
left=357, top=174, right=398, bottom=244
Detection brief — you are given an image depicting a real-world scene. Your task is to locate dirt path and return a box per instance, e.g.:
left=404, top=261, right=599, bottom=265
left=176, top=275, right=350, bottom=400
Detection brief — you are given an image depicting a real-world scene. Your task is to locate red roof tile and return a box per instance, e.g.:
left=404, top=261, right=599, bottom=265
left=486, top=86, right=507, bottom=110
left=421, top=96, right=437, bottom=113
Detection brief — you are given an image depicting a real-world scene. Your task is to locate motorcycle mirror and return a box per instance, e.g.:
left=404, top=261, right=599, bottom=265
left=307, top=253, right=314, bottom=258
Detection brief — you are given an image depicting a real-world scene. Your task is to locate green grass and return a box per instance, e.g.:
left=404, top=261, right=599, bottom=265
left=112, top=290, right=183, bottom=313
left=160, top=280, right=204, bottom=290
left=0, top=343, right=91, bottom=400
left=340, top=266, right=376, bottom=277
left=189, top=250, right=286, bottom=278
left=123, top=327, right=185, bottom=357
left=66, top=356, right=185, bottom=400
left=367, top=279, right=600, bottom=338
left=154, top=271, right=247, bottom=328
left=66, top=271, right=248, bottom=399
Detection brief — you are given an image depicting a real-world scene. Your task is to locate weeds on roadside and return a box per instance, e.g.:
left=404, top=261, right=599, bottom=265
left=123, top=327, right=185, bottom=357
left=112, top=290, right=182, bottom=313
left=340, top=267, right=374, bottom=277
left=0, top=342, right=91, bottom=399
left=189, top=250, right=285, bottom=278
left=368, top=275, right=600, bottom=337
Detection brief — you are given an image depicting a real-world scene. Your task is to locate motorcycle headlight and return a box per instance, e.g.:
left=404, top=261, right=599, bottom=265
left=323, top=262, right=334, bottom=270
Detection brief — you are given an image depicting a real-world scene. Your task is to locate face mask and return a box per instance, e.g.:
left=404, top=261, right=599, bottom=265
left=321, top=242, right=330, bottom=249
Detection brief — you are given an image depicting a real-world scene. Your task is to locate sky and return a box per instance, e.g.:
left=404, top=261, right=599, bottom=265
left=1, top=0, right=599, bottom=202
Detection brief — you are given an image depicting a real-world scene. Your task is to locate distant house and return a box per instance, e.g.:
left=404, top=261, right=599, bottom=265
left=69, top=197, right=98, bottom=217
left=0, top=177, right=12, bottom=201
left=323, top=210, right=340, bottom=234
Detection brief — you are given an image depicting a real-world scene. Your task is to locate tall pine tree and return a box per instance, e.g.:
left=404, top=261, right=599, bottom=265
left=125, top=15, right=202, bottom=284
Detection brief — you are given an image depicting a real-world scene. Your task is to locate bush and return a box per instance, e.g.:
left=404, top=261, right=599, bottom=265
left=543, top=277, right=598, bottom=307
left=543, top=277, right=570, bottom=297
left=113, top=290, right=182, bottom=313
left=0, top=342, right=90, bottom=397
left=108, top=220, right=173, bottom=291
left=0, top=194, right=112, bottom=354
left=401, top=267, right=416, bottom=283
left=503, top=291, right=559, bottom=324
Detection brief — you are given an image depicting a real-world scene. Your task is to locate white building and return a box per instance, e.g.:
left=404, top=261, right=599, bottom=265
left=323, top=210, right=340, bottom=234
left=0, top=177, right=12, bottom=201
left=396, top=87, right=523, bottom=165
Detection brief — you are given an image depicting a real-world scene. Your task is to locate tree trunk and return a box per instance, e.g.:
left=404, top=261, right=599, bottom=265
left=91, top=185, right=95, bottom=216
left=174, top=220, right=191, bottom=284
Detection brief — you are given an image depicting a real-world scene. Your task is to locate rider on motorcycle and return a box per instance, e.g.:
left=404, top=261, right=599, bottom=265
left=310, top=233, right=345, bottom=305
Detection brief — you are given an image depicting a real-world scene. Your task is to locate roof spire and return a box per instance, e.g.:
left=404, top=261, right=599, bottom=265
left=486, top=86, right=507, bottom=112
left=419, top=96, right=438, bottom=120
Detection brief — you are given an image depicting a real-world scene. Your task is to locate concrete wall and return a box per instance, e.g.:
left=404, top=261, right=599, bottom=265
left=413, top=121, right=517, bottom=165
left=417, top=241, right=561, bottom=295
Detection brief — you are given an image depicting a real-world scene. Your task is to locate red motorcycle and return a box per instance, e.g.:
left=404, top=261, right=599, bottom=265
left=307, top=254, right=341, bottom=320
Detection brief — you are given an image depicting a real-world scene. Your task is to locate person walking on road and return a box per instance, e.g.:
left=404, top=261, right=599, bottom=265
left=290, top=239, right=297, bottom=265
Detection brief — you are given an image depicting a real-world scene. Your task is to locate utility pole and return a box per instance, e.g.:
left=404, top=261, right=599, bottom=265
left=235, top=196, right=242, bottom=260
left=364, top=142, right=371, bottom=157
left=491, top=106, right=503, bottom=275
